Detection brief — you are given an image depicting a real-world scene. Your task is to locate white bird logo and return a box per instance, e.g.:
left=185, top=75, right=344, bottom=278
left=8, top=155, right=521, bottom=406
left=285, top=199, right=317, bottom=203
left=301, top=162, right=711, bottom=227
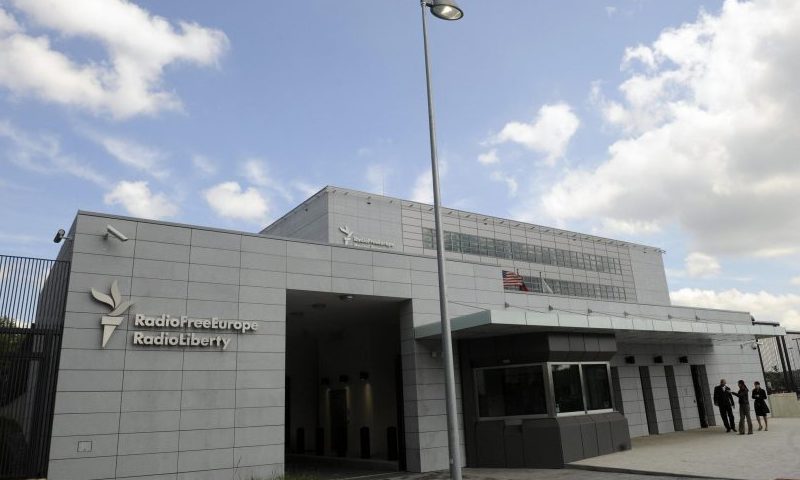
left=339, top=225, right=354, bottom=245
left=91, top=280, right=133, bottom=348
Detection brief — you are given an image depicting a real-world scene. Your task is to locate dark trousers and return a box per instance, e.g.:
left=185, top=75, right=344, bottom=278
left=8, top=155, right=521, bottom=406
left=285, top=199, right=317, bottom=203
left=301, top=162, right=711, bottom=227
left=719, top=404, right=736, bottom=431
left=739, top=404, right=753, bottom=434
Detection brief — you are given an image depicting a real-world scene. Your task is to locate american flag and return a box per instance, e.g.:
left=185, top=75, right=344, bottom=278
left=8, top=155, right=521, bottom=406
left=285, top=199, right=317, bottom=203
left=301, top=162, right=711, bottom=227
left=502, top=270, right=528, bottom=291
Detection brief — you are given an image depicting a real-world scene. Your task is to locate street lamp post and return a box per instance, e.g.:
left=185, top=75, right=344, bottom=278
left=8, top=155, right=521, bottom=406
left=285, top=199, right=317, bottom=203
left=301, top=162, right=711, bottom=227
left=418, top=1, right=463, bottom=479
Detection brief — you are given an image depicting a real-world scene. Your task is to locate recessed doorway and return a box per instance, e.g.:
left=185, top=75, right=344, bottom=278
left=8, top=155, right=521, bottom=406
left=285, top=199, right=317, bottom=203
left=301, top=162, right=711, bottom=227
left=285, top=290, right=406, bottom=477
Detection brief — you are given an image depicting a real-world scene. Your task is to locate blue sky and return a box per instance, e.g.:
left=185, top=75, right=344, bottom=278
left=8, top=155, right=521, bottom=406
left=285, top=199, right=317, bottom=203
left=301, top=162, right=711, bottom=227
left=1, top=0, right=799, bottom=328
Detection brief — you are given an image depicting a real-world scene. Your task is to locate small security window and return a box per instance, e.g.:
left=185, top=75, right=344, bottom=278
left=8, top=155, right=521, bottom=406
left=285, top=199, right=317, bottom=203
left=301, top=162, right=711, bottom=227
left=476, top=365, right=548, bottom=418
left=551, top=364, right=584, bottom=413
left=583, top=364, right=613, bottom=410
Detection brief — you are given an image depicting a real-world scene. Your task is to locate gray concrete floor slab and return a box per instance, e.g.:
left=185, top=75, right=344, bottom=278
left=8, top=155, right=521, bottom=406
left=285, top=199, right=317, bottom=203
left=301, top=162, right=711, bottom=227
left=569, top=418, right=800, bottom=480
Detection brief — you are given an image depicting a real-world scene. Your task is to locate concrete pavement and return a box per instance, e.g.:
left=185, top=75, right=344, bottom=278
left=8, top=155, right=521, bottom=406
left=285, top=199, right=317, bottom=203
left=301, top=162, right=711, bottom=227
left=569, top=417, right=800, bottom=480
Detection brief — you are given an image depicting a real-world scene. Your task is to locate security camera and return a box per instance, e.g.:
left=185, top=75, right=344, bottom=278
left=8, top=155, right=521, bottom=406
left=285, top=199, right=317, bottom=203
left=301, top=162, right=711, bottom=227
left=740, top=340, right=763, bottom=350
left=53, top=229, right=71, bottom=243
left=105, top=224, right=128, bottom=242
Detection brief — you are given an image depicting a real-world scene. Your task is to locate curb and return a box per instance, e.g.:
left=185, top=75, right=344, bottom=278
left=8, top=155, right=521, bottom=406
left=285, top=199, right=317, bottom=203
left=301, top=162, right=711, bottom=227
left=566, top=463, right=739, bottom=480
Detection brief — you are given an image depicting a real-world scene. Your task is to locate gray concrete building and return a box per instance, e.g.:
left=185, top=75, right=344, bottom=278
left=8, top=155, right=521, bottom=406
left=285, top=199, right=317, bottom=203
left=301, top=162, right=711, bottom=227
left=42, top=185, right=784, bottom=479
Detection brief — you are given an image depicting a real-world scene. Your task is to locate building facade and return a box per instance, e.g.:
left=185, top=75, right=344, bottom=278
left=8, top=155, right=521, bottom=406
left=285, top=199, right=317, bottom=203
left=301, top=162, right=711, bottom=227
left=42, top=186, right=783, bottom=479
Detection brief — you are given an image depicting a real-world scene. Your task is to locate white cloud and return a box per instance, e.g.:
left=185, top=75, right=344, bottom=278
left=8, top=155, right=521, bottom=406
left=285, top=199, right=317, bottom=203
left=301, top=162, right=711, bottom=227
left=241, top=158, right=293, bottom=202
left=599, top=218, right=662, bottom=236
left=0, top=120, right=106, bottom=185
left=671, top=288, right=800, bottom=330
left=622, top=44, right=657, bottom=70
left=411, top=171, right=433, bottom=204
left=490, top=103, right=580, bottom=166
left=292, top=181, right=321, bottom=199
left=478, top=149, right=500, bottom=165
left=191, top=155, right=216, bottom=176
left=490, top=171, right=518, bottom=197
left=790, top=276, right=800, bottom=287
left=94, top=134, right=169, bottom=180
left=365, top=164, right=391, bottom=194
left=204, top=181, right=268, bottom=222
left=539, top=0, right=800, bottom=255
left=685, top=252, right=721, bottom=278
left=104, top=180, right=177, bottom=219
left=0, top=0, right=228, bottom=119
left=605, top=6, right=617, bottom=18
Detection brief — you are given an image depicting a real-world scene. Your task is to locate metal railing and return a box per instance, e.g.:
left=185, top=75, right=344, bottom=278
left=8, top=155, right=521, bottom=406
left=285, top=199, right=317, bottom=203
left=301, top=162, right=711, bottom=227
left=0, top=255, right=70, bottom=479
left=757, top=332, right=798, bottom=395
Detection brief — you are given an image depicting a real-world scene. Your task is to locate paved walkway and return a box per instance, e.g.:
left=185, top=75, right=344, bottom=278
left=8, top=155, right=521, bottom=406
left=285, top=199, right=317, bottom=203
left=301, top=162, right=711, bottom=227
left=374, top=468, right=698, bottom=480
left=570, top=417, right=800, bottom=480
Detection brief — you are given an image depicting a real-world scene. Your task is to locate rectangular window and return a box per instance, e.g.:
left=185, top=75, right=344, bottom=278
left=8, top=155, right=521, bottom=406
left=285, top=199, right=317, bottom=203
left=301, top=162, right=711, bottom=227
left=582, top=364, right=612, bottom=410
left=476, top=365, right=548, bottom=418
left=551, top=364, right=584, bottom=413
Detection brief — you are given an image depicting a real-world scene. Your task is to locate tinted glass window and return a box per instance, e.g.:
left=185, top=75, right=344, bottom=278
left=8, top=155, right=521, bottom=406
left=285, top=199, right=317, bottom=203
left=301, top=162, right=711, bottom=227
left=476, top=365, right=547, bottom=417
left=583, top=364, right=612, bottom=410
left=551, top=364, right=584, bottom=413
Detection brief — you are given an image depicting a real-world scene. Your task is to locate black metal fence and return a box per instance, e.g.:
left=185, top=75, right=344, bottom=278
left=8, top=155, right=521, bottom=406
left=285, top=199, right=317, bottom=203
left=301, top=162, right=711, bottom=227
left=757, top=331, right=799, bottom=394
left=0, top=255, right=70, bottom=479
left=785, top=331, right=800, bottom=391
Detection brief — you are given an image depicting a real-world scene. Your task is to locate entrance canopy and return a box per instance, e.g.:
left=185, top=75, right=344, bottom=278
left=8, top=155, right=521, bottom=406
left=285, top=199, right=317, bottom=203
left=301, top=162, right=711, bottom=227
left=415, top=309, right=786, bottom=344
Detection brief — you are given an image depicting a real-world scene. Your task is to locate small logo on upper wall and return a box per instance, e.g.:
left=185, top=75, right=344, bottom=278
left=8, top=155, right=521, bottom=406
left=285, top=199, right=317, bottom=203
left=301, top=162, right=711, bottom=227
left=91, top=280, right=133, bottom=348
left=338, top=225, right=395, bottom=249
left=339, top=225, right=354, bottom=245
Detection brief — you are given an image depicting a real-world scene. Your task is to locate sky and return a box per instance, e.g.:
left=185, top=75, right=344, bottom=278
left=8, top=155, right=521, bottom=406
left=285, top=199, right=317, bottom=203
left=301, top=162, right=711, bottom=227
left=1, top=0, right=799, bottom=329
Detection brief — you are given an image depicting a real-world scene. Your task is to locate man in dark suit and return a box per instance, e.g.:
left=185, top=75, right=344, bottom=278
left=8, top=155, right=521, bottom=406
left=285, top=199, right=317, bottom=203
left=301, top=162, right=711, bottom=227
left=713, top=378, right=736, bottom=432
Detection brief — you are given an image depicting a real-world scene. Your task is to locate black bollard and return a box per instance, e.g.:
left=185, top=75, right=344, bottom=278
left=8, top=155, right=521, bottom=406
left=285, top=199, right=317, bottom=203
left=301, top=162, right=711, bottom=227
left=387, top=426, right=398, bottom=461
left=360, top=426, right=371, bottom=459
left=296, top=427, right=305, bottom=454
left=315, top=427, right=325, bottom=455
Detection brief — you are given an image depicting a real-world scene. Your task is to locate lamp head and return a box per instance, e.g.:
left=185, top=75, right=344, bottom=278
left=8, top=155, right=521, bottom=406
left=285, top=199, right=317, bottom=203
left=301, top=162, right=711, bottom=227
left=427, top=0, right=463, bottom=21
left=53, top=229, right=68, bottom=243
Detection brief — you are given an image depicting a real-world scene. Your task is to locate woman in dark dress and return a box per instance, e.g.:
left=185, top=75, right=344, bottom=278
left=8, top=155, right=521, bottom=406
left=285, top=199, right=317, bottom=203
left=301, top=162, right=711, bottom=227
left=752, top=381, right=770, bottom=431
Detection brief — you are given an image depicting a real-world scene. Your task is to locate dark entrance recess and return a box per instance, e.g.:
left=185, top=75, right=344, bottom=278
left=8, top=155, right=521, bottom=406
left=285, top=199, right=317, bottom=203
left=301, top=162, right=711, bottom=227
left=0, top=255, right=70, bottom=480
left=639, top=366, right=658, bottom=435
left=285, top=290, right=406, bottom=474
left=664, top=366, right=683, bottom=431
left=690, top=364, right=715, bottom=428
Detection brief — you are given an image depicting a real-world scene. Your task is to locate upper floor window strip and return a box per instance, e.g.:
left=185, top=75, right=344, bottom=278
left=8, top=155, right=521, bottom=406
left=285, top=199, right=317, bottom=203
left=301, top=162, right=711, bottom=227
left=422, top=227, right=623, bottom=275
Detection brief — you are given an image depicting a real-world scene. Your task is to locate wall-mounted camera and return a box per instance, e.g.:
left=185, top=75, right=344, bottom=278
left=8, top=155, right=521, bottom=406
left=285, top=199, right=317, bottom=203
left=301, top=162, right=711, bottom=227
left=105, top=224, right=129, bottom=242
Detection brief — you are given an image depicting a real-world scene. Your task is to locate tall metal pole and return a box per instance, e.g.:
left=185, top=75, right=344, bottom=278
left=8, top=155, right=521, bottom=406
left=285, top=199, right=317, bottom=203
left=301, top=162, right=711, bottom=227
left=420, top=3, right=462, bottom=479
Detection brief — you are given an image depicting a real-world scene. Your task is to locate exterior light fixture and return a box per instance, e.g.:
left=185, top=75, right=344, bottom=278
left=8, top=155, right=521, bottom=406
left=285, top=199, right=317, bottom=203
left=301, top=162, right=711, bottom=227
left=359, top=371, right=369, bottom=381
left=339, top=374, right=349, bottom=384
left=416, top=2, right=464, bottom=478
left=339, top=294, right=354, bottom=302
left=53, top=229, right=72, bottom=243
left=427, top=0, right=464, bottom=21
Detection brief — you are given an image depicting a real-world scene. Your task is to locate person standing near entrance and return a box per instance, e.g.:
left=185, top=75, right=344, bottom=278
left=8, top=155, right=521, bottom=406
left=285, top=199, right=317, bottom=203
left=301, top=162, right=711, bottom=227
left=713, top=379, right=736, bottom=432
left=752, top=381, right=770, bottom=431
left=731, top=380, right=753, bottom=435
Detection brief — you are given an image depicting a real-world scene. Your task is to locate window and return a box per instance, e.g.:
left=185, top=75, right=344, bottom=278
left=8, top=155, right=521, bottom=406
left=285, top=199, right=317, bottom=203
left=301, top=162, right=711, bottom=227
left=476, top=365, right=547, bottom=418
left=420, top=228, right=625, bottom=276
left=551, top=364, right=584, bottom=413
left=583, top=364, right=613, bottom=410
